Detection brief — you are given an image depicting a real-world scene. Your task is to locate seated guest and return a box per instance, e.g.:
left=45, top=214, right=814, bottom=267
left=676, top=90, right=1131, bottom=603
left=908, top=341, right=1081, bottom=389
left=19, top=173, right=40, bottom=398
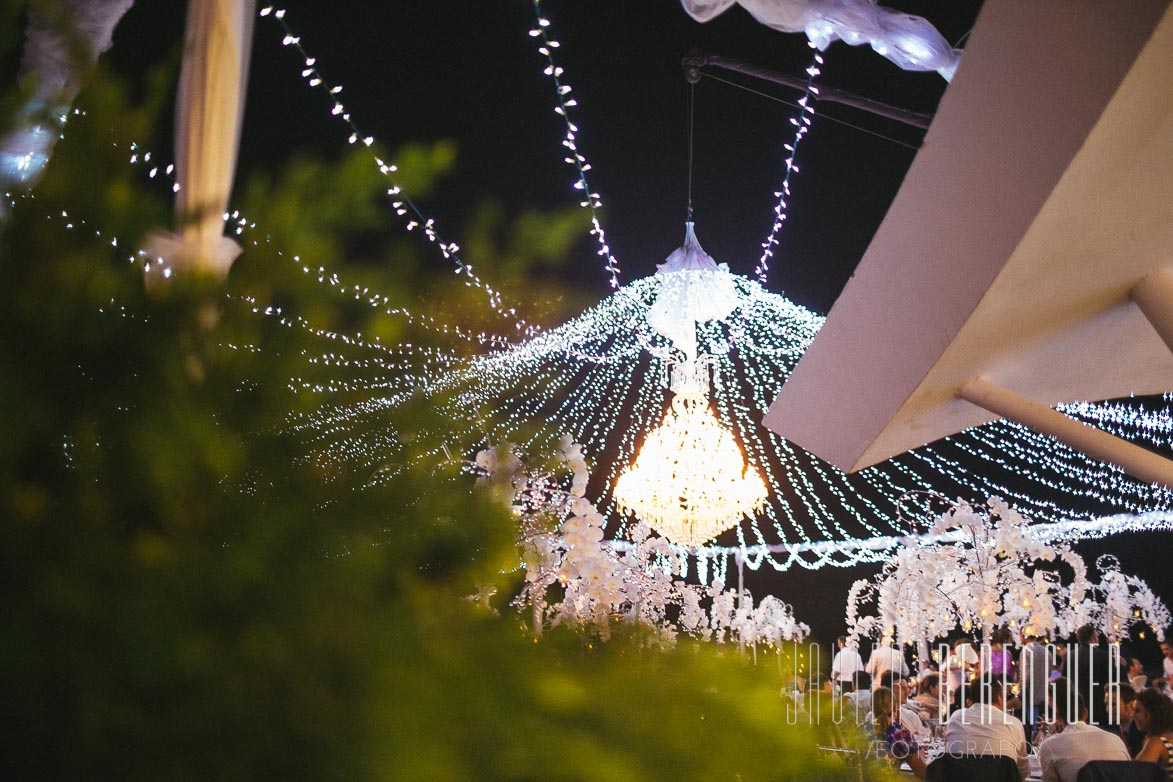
left=1106, top=684, right=1145, bottom=758
left=942, top=674, right=1031, bottom=780
left=876, top=670, right=927, bottom=737
left=868, top=686, right=927, bottom=779
left=1037, top=692, right=1129, bottom=782
left=1020, top=630, right=1053, bottom=732
left=944, top=676, right=974, bottom=720
left=844, top=671, right=873, bottom=724
left=914, top=673, right=942, bottom=716
left=1126, top=656, right=1149, bottom=694
left=1133, top=688, right=1173, bottom=774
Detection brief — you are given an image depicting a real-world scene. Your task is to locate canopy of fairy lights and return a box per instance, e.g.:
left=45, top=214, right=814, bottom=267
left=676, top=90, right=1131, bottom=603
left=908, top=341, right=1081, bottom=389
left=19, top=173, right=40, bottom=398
left=283, top=269, right=1173, bottom=578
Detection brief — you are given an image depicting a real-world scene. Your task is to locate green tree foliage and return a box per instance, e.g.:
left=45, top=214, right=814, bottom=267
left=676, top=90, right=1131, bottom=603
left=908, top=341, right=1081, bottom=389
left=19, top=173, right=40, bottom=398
left=0, top=60, right=874, bottom=781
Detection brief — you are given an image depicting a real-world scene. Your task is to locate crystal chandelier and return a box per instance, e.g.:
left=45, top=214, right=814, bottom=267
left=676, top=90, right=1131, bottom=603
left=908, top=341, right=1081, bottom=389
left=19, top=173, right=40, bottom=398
left=614, top=360, right=768, bottom=547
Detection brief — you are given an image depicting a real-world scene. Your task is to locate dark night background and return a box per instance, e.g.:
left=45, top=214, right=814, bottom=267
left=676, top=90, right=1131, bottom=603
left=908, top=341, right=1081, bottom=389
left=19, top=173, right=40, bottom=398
left=98, top=1, right=1172, bottom=651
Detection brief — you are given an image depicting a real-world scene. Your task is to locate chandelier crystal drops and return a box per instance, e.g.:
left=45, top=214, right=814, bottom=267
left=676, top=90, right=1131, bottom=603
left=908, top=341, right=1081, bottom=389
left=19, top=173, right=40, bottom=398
left=614, top=360, right=768, bottom=547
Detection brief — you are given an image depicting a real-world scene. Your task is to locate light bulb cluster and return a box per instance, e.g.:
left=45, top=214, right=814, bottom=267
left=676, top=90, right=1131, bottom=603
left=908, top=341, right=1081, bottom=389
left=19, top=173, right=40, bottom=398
left=259, top=6, right=540, bottom=337
left=755, top=44, right=822, bottom=286
left=613, top=392, right=768, bottom=547
left=528, top=0, right=621, bottom=290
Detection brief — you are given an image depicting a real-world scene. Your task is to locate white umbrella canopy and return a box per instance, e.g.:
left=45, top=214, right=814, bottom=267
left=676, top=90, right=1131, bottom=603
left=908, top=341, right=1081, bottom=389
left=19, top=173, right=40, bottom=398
left=765, top=0, right=1173, bottom=481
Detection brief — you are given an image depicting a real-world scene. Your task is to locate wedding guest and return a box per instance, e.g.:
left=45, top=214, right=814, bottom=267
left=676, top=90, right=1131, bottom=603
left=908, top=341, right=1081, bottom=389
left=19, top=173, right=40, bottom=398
left=913, top=673, right=942, bottom=715
left=1020, top=630, right=1052, bottom=731
left=1107, top=683, right=1145, bottom=757
left=944, top=638, right=979, bottom=698
left=866, top=638, right=909, bottom=682
left=984, top=626, right=1017, bottom=680
left=942, top=674, right=1031, bottom=780
left=876, top=671, right=926, bottom=737
left=1037, top=692, right=1129, bottom=782
left=1133, top=688, right=1173, bottom=774
left=1071, top=625, right=1111, bottom=728
left=945, top=679, right=975, bottom=719
left=869, top=686, right=927, bottom=779
left=831, top=635, right=866, bottom=692
left=1127, top=656, right=1149, bottom=693
left=845, top=672, right=873, bottom=724
left=1162, top=641, right=1173, bottom=685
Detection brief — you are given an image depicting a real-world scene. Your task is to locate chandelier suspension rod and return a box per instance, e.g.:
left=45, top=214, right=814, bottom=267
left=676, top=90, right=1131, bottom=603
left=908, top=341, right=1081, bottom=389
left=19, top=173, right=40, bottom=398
left=685, top=69, right=699, bottom=221
left=682, top=53, right=934, bottom=130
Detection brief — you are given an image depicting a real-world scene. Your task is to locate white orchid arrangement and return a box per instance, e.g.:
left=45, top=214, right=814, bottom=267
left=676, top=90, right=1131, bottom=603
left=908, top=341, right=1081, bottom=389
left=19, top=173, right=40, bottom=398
left=1076, top=555, right=1171, bottom=643
left=846, top=497, right=1169, bottom=648
left=473, top=436, right=809, bottom=647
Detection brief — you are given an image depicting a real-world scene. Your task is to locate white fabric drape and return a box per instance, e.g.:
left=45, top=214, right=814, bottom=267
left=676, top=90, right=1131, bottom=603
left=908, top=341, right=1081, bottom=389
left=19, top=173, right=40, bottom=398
left=146, top=0, right=256, bottom=280
left=646, top=222, right=740, bottom=361
left=680, top=0, right=962, bottom=81
left=0, top=0, right=134, bottom=192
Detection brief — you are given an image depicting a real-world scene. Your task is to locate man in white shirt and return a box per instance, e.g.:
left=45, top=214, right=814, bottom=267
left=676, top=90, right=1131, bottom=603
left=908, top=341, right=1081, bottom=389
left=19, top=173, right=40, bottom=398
left=866, top=639, right=909, bottom=682
left=945, top=638, right=979, bottom=699
left=831, top=635, right=865, bottom=692
left=1038, top=692, right=1130, bottom=782
left=942, top=675, right=1031, bottom=780
left=1162, top=640, right=1173, bottom=684
left=830, top=637, right=868, bottom=689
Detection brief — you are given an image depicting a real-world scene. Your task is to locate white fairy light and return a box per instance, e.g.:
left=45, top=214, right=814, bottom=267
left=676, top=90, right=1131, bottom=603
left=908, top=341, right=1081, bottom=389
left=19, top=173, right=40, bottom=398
left=529, top=0, right=621, bottom=290
left=19, top=53, right=1173, bottom=577
left=259, top=7, right=540, bottom=336
left=755, top=44, right=822, bottom=286
left=113, top=134, right=520, bottom=351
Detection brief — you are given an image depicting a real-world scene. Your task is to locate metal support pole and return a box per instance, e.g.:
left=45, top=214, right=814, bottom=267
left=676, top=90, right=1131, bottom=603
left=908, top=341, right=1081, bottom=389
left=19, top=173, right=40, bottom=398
left=1131, top=268, right=1173, bottom=356
left=681, top=54, right=934, bottom=129
left=957, top=377, right=1173, bottom=489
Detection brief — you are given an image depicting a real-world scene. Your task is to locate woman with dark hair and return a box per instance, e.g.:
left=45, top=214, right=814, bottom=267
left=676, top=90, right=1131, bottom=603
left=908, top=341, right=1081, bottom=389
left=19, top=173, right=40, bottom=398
left=986, top=626, right=1017, bottom=679
left=869, top=686, right=927, bottom=779
left=1133, top=688, right=1173, bottom=776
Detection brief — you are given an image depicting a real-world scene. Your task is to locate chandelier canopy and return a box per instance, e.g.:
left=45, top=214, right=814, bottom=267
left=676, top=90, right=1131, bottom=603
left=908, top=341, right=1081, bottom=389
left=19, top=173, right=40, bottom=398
left=613, top=361, right=768, bottom=547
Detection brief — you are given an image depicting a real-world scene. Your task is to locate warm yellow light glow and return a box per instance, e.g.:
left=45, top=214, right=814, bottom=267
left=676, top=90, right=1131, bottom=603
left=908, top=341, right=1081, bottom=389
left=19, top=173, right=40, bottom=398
left=613, top=393, right=767, bottom=547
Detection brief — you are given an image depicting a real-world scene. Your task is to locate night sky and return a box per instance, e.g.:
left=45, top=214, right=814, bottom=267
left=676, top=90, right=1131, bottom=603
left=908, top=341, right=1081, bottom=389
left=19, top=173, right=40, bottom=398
left=100, top=2, right=1172, bottom=648
left=109, top=0, right=981, bottom=314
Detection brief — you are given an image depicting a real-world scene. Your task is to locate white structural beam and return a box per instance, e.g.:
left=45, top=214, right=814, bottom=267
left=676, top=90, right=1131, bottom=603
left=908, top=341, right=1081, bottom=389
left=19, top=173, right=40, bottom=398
left=957, top=378, right=1173, bottom=489
left=1133, top=269, right=1173, bottom=356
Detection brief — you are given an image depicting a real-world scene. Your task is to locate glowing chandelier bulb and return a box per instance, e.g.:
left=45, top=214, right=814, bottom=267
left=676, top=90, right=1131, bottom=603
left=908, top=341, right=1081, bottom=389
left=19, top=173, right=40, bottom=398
left=614, top=369, right=768, bottom=547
